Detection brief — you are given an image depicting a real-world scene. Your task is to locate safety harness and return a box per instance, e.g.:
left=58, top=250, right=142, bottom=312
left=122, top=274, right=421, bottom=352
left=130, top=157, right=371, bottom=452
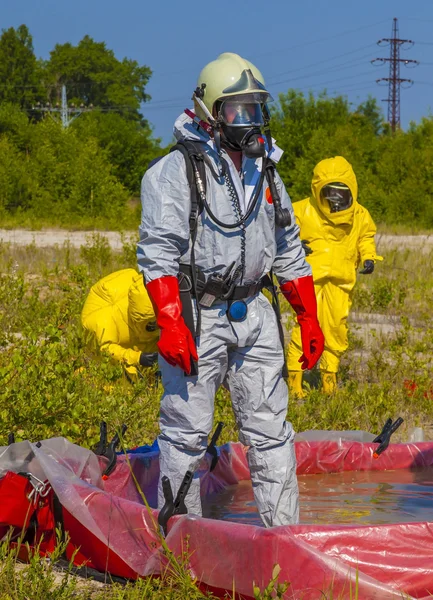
left=149, top=139, right=289, bottom=378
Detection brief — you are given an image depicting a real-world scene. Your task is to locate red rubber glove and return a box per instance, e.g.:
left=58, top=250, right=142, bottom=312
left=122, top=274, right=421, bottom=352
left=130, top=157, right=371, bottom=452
left=281, top=275, right=324, bottom=370
left=146, top=276, right=198, bottom=375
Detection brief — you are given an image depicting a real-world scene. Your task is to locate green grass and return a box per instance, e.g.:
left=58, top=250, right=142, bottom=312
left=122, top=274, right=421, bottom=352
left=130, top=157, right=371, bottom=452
left=373, top=223, right=433, bottom=235
left=0, top=200, right=141, bottom=232
left=0, top=532, right=227, bottom=599
left=0, top=236, right=432, bottom=446
left=0, top=234, right=432, bottom=598
left=1, top=216, right=432, bottom=235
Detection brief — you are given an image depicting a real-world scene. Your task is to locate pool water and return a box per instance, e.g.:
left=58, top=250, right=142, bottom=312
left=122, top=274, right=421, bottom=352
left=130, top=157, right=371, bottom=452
left=202, top=468, right=433, bottom=526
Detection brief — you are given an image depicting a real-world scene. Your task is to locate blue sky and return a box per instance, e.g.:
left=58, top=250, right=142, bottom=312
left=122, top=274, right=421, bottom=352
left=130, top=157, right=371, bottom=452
left=2, top=0, right=433, bottom=143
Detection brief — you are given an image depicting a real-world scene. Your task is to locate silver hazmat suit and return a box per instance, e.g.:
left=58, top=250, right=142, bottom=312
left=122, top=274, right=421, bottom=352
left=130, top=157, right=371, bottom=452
left=137, top=113, right=311, bottom=527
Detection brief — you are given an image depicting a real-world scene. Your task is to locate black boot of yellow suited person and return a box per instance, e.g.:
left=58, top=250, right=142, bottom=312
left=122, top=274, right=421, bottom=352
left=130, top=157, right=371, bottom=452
left=288, top=371, right=306, bottom=399
left=321, top=371, right=337, bottom=394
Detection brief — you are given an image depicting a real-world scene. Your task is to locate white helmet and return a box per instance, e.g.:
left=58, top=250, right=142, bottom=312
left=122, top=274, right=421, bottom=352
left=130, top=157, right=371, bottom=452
left=193, top=53, right=273, bottom=157
left=193, top=52, right=272, bottom=124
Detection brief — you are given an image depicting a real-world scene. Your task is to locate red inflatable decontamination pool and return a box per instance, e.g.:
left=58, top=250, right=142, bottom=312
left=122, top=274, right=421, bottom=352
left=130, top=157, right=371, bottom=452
left=1, top=432, right=433, bottom=600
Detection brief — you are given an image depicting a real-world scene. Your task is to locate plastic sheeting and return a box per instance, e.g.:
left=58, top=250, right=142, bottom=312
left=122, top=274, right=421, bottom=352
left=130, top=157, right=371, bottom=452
left=1, top=434, right=433, bottom=599
left=0, top=438, right=160, bottom=578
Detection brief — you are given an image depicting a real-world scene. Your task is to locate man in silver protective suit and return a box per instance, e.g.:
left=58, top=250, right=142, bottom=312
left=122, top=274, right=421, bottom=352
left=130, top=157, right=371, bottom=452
left=137, top=52, right=324, bottom=527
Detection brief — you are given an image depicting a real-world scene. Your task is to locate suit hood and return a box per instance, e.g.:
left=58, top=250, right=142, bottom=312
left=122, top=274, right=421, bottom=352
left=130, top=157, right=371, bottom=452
left=311, top=156, right=358, bottom=225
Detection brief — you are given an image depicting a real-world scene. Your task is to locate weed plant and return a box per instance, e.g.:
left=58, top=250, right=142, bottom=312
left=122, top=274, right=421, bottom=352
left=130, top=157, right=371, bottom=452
left=0, top=237, right=432, bottom=447
left=0, top=530, right=225, bottom=599
left=0, top=234, right=430, bottom=597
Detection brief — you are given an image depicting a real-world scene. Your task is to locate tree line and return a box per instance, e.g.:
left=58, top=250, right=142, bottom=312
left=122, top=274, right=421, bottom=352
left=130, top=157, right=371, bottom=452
left=0, top=25, right=432, bottom=228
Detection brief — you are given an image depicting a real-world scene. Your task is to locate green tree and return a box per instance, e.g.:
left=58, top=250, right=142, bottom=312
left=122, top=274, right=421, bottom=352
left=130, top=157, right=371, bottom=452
left=0, top=25, right=43, bottom=108
left=269, top=89, right=433, bottom=228
left=270, top=90, right=352, bottom=189
left=44, top=35, right=152, bottom=121
left=365, top=122, right=433, bottom=227
left=0, top=103, right=31, bottom=151
left=26, top=119, right=129, bottom=221
left=0, top=136, right=35, bottom=214
left=73, top=111, right=162, bottom=193
left=354, top=96, right=386, bottom=136
left=0, top=116, right=130, bottom=222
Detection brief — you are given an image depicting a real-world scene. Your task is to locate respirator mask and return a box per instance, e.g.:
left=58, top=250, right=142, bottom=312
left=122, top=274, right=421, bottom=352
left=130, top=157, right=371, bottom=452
left=320, top=182, right=353, bottom=213
left=215, top=95, right=270, bottom=159
left=192, top=67, right=273, bottom=159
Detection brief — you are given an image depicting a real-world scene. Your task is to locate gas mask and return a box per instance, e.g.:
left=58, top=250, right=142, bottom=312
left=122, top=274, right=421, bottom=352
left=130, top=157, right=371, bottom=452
left=320, top=182, right=353, bottom=213
left=192, top=66, right=273, bottom=160
left=215, top=96, right=270, bottom=159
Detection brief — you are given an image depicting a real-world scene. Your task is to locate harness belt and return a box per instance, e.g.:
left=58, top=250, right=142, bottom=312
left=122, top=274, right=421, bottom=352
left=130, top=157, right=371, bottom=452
left=177, top=264, right=287, bottom=379
left=227, top=280, right=265, bottom=301
left=179, top=264, right=266, bottom=303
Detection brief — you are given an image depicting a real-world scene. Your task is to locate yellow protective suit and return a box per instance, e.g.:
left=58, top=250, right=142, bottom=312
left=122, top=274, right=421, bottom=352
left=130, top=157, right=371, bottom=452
left=81, top=269, right=158, bottom=380
left=287, top=156, right=382, bottom=377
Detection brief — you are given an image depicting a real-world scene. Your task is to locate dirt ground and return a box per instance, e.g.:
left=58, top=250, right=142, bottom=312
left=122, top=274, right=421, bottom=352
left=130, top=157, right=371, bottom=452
left=1, top=229, right=433, bottom=252
left=1, top=228, right=429, bottom=350
left=0, top=229, right=133, bottom=250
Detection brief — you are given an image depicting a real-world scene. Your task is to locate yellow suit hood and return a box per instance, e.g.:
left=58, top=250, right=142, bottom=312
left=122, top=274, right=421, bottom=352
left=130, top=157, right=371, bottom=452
left=311, top=156, right=358, bottom=226
left=81, top=269, right=158, bottom=372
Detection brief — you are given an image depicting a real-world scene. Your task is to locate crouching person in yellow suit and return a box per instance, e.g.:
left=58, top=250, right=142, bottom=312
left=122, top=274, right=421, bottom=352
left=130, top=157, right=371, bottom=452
left=81, top=269, right=159, bottom=382
left=287, top=156, right=382, bottom=396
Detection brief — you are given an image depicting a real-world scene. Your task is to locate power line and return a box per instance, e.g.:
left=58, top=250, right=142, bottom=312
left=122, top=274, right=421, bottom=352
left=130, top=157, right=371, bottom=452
left=251, top=18, right=391, bottom=60
left=309, top=85, right=374, bottom=97
left=266, top=43, right=376, bottom=83
left=277, top=69, right=375, bottom=92
left=267, top=52, right=378, bottom=88
left=2, top=26, right=425, bottom=120
left=0, top=78, right=150, bottom=89
left=307, top=80, right=374, bottom=93
left=150, top=19, right=392, bottom=78
left=404, top=17, right=433, bottom=24
left=32, top=84, right=93, bottom=128
left=372, top=17, right=418, bottom=132
left=0, top=80, right=186, bottom=108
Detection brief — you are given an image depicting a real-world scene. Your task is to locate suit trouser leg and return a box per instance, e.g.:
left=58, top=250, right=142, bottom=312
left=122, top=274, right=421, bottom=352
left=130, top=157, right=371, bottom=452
left=157, top=307, right=229, bottom=515
left=226, top=294, right=299, bottom=527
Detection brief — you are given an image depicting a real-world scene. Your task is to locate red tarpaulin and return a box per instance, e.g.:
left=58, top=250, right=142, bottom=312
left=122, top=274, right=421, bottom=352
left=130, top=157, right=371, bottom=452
left=1, top=434, right=433, bottom=599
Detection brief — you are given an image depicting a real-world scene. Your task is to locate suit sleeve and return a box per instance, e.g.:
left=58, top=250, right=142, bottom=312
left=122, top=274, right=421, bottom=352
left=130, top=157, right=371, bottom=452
left=137, top=151, right=191, bottom=283
left=100, top=341, right=142, bottom=368
left=271, top=171, right=312, bottom=285
left=358, top=208, right=382, bottom=263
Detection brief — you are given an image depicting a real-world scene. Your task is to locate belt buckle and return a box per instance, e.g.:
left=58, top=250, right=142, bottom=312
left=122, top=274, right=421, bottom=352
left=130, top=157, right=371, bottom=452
left=178, top=272, right=192, bottom=293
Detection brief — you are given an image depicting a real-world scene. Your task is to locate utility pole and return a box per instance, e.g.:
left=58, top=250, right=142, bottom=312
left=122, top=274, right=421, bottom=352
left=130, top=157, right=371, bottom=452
left=372, top=17, right=418, bottom=132
left=32, top=84, right=93, bottom=128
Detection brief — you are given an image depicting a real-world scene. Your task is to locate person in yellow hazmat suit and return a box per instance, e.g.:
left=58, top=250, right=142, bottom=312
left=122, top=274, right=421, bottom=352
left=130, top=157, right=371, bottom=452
left=81, top=269, right=159, bottom=382
left=287, top=156, right=382, bottom=396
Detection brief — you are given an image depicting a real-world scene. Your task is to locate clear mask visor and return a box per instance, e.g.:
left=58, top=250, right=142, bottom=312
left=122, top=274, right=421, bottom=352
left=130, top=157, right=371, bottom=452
left=219, top=99, right=264, bottom=127
left=320, top=182, right=353, bottom=213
